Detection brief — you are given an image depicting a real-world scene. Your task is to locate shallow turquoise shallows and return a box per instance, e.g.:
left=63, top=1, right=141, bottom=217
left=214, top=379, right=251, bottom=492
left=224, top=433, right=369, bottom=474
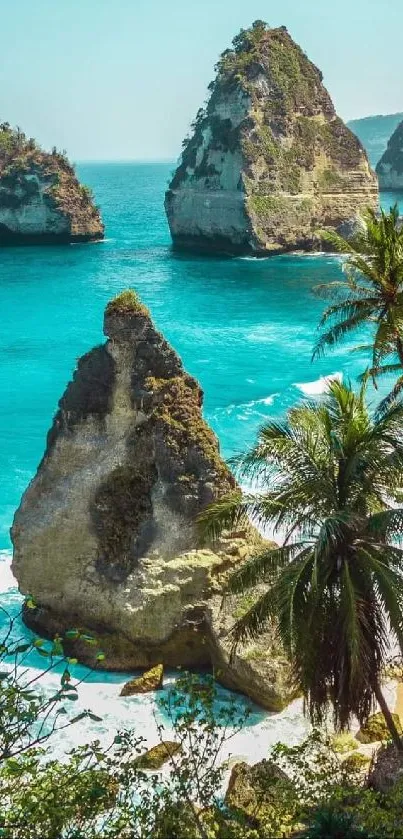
left=0, top=163, right=402, bottom=754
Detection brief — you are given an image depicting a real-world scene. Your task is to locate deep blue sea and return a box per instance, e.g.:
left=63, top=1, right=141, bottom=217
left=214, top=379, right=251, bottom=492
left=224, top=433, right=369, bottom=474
left=0, top=163, right=401, bottom=757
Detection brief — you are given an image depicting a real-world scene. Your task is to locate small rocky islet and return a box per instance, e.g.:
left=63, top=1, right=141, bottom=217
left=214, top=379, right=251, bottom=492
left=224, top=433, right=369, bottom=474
left=0, top=122, right=103, bottom=244
left=165, top=21, right=378, bottom=256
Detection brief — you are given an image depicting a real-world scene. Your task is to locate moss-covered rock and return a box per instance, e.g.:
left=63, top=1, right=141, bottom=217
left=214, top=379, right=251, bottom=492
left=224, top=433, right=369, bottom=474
left=356, top=713, right=403, bottom=745
left=0, top=122, right=103, bottom=244
left=165, top=22, right=377, bottom=255
left=120, top=664, right=164, bottom=696
left=225, top=759, right=293, bottom=827
left=135, top=741, right=182, bottom=770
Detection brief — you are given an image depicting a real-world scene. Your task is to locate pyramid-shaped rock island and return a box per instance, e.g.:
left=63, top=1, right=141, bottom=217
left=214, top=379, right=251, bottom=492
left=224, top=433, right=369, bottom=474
left=165, top=22, right=378, bottom=255
left=11, top=290, right=293, bottom=711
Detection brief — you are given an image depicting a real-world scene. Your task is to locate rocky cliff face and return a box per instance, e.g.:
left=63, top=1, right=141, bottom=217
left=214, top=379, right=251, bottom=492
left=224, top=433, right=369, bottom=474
left=0, top=123, right=103, bottom=243
left=11, top=290, right=293, bottom=710
left=165, top=22, right=378, bottom=255
left=347, top=113, right=403, bottom=169
left=376, top=119, right=403, bottom=189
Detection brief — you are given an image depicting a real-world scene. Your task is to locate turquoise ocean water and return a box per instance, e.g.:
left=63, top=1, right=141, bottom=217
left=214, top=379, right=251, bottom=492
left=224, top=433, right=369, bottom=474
left=0, top=163, right=402, bottom=756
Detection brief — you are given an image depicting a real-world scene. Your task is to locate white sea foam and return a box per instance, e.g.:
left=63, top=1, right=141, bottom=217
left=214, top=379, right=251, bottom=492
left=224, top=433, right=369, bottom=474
left=295, top=372, right=342, bottom=396
left=0, top=551, right=399, bottom=766
left=0, top=549, right=17, bottom=591
left=218, top=393, right=278, bottom=420
left=245, top=394, right=277, bottom=408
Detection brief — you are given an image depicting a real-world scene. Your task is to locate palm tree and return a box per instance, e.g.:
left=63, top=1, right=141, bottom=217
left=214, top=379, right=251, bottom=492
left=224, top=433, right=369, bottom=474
left=313, top=206, right=403, bottom=406
left=198, top=380, right=403, bottom=750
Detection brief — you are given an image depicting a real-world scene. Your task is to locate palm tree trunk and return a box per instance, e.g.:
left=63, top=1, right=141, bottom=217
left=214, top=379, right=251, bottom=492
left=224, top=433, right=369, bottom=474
left=373, top=681, right=403, bottom=752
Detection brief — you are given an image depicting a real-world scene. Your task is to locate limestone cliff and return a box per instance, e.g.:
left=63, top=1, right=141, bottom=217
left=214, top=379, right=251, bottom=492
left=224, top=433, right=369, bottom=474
left=376, top=119, right=403, bottom=189
left=165, top=21, right=378, bottom=255
left=0, top=122, right=103, bottom=243
left=11, top=290, right=292, bottom=710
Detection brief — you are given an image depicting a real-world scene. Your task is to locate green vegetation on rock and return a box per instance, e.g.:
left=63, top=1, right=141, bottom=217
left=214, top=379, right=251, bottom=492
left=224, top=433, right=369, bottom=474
left=105, top=289, right=150, bottom=317
left=330, top=732, right=359, bottom=754
left=342, top=752, right=371, bottom=773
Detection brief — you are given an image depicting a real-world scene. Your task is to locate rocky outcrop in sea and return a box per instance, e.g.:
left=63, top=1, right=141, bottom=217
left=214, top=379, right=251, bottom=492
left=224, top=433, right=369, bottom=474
left=11, top=290, right=293, bottom=710
left=376, top=119, right=403, bottom=189
left=0, top=122, right=103, bottom=243
left=165, top=21, right=378, bottom=255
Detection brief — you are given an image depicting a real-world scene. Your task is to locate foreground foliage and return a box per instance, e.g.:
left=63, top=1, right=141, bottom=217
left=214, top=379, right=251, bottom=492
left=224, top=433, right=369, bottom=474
left=1, top=604, right=403, bottom=836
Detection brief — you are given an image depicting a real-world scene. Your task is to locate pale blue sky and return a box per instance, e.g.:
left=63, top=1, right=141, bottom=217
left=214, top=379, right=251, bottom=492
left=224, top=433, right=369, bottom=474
left=0, top=0, right=401, bottom=160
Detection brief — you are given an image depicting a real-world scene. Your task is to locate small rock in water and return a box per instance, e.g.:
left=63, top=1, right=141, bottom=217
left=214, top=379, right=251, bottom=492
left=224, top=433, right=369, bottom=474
left=120, top=664, right=164, bottom=696
left=135, top=741, right=182, bottom=769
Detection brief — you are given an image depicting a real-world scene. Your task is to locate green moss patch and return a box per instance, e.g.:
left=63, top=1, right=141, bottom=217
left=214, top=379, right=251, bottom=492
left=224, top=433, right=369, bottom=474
left=331, top=732, right=358, bottom=754
left=356, top=712, right=403, bottom=745
left=91, top=464, right=157, bottom=581
left=145, top=375, right=232, bottom=485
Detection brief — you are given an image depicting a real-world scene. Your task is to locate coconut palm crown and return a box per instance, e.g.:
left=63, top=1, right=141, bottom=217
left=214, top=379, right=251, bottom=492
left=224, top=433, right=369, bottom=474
left=313, top=205, right=403, bottom=406
left=198, top=380, right=403, bottom=747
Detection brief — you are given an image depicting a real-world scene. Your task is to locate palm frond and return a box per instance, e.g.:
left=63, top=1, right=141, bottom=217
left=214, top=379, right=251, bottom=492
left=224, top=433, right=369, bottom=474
left=196, top=491, right=249, bottom=542
left=226, top=542, right=308, bottom=596
left=312, top=310, right=375, bottom=359
left=367, top=508, right=403, bottom=539
left=357, top=546, right=403, bottom=652
left=377, top=377, right=403, bottom=414
left=230, top=587, right=277, bottom=646
left=339, top=561, right=362, bottom=681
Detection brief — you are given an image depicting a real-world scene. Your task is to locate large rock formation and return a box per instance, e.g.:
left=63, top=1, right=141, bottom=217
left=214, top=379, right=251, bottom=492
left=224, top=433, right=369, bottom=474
left=0, top=122, right=103, bottom=243
left=165, top=22, right=378, bottom=255
left=11, top=290, right=293, bottom=710
left=376, top=119, right=403, bottom=189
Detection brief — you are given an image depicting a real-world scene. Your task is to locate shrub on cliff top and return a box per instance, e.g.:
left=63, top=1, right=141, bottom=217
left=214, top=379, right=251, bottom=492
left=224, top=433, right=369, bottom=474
left=105, top=289, right=150, bottom=317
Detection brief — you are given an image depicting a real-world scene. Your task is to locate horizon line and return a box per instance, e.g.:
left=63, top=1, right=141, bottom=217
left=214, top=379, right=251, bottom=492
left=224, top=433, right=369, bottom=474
left=75, top=157, right=176, bottom=164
